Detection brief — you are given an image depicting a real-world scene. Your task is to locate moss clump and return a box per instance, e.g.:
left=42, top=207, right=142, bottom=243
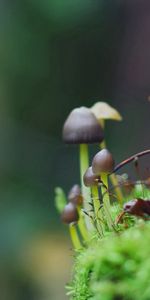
left=69, top=221, right=150, bottom=300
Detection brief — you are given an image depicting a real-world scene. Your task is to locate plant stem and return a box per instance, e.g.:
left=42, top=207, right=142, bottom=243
left=79, top=144, right=89, bottom=197
left=109, top=173, right=123, bottom=203
left=91, top=186, right=104, bottom=236
left=77, top=207, right=89, bottom=241
left=79, top=144, right=94, bottom=231
left=112, top=149, right=150, bottom=173
left=69, top=224, right=82, bottom=250
left=101, top=173, right=114, bottom=230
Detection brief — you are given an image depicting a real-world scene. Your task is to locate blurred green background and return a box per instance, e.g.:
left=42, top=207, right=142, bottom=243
left=0, top=0, right=150, bottom=299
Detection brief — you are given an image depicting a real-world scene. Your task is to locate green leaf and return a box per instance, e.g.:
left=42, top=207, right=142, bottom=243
left=54, top=187, right=67, bottom=214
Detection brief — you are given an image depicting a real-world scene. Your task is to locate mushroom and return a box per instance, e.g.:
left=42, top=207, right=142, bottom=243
left=92, top=149, right=115, bottom=230
left=61, top=202, right=83, bottom=249
left=62, top=106, right=104, bottom=144
left=83, top=166, right=101, bottom=187
left=61, top=202, right=82, bottom=249
left=68, top=184, right=88, bottom=241
left=90, top=101, right=123, bottom=202
left=62, top=106, right=104, bottom=184
left=90, top=101, right=122, bottom=125
left=68, top=184, right=83, bottom=206
left=61, top=202, right=79, bottom=224
left=63, top=106, right=104, bottom=229
left=92, top=148, right=115, bottom=175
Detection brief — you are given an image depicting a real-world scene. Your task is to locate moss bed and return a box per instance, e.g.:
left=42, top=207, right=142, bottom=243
left=68, top=221, right=150, bottom=300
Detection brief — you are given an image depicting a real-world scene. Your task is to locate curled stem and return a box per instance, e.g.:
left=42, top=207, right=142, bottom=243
left=112, top=149, right=150, bottom=173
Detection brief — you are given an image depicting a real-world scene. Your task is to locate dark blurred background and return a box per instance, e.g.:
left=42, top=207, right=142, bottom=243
left=0, top=0, right=150, bottom=299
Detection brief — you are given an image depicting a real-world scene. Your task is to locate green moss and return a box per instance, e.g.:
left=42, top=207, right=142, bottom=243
left=67, top=186, right=150, bottom=299
left=69, top=221, right=150, bottom=300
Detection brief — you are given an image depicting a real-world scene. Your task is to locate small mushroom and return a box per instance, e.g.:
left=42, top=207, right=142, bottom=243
left=91, top=101, right=122, bottom=123
left=83, top=166, right=101, bottom=187
left=68, top=184, right=89, bottom=241
left=68, top=184, right=83, bottom=206
left=92, top=149, right=115, bottom=230
left=92, top=149, right=115, bottom=175
left=61, top=202, right=81, bottom=249
left=90, top=101, right=123, bottom=202
left=61, top=202, right=79, bottom=224
left=83, top=166, right=104, bottom=236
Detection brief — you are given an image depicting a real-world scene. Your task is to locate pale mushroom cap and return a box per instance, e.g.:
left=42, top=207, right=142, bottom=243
left=62, top=106, right=104, bottom=144
left=91, top=102, right=123, bottom=121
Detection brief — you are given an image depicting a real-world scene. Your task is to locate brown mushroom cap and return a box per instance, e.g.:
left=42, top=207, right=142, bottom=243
left=83, top=166, right=101, bottom=187
left=62, top=107, right=104, bottom=144
left=92, top=149, right=115, bottom=175
left=61, top=202, right=79, bottom=224
left=68, top=184, right=83, bottom=206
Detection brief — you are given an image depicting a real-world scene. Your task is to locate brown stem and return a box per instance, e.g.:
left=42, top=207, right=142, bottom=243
left=112, top=149, right=150, bottom=174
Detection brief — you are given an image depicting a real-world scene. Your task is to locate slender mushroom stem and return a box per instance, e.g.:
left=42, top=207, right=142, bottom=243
left=99, top=119, right=106, bottom=149
left=69, top=224, right=82, bottom=250
left=77, top=207, right=89, bottom=242
left=101, top=173, right=114, bottom=230
left=91, top=186, right=104, bottom=236
left=79, top=144, right=89, bottom=194
left=79, top=144, right=93, bottom=231
left=99, top=120, right=123, bottom=203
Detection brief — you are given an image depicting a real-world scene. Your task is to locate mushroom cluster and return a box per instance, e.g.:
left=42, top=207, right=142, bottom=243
left=55, top=102, right=150, bottom=251
left=55, top=102, right=125, bottom=248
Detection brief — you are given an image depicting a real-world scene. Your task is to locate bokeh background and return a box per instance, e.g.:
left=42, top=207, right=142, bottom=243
left=0, top=0, right=150, bottom=299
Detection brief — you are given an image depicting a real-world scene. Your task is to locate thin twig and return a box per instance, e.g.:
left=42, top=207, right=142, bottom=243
left=112, top=149, right=150, bottom=174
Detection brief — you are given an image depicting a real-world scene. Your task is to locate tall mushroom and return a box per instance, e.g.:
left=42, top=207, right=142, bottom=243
left=92, top=148, right=115, bottom=230
left=90, top=101, right=123, bottom=202
left=63, top=106, right=104, bottom=229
